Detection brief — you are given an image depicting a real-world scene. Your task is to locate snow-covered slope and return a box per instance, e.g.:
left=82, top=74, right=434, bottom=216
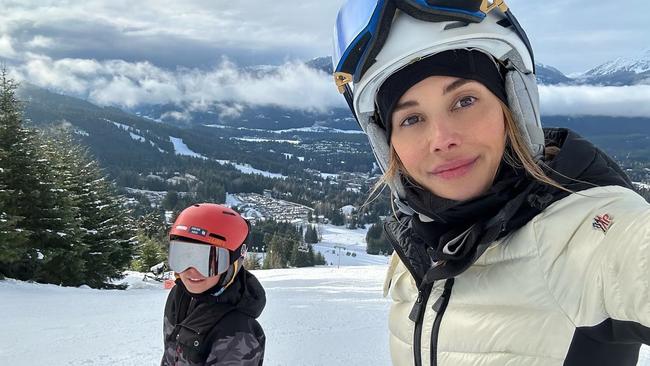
left=2, top=263, right=649, bottom=365
left=314, top=224, right=391, bottom=266
left=0, top=266, right=392, bottom=366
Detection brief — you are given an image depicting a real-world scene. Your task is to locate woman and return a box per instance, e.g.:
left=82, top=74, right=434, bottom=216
left=332, top=1, right=649, bottom=365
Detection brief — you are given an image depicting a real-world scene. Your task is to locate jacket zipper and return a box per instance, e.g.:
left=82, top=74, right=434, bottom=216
left=173, top=297, right=199, bottom=364
left=383, top=221, right=432, bottom=366
left=430, top=278, right=455, bottom=366
left=410, top=283, right=433, bottom=366
left=383, top=222, right=422, bottom=284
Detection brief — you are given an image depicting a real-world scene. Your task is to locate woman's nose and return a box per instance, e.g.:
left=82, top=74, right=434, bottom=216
left=427, top=117, right=461, bottom=153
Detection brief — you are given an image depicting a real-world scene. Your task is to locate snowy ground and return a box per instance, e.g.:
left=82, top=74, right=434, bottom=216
left=169, top=136, right=287, bottom=179
left=0, top=266, right=391, bottom=366
left=1, top=266, right=649, bottom=365
left=1, top=222, right=648, bottom=365
left=315, top=224, right=390, bottom=267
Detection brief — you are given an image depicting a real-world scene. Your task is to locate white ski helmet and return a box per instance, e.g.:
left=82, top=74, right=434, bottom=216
left=332, top=0, right=544, bottom=207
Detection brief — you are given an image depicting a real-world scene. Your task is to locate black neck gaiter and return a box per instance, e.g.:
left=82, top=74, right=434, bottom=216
left=405, top=156, right=531, bottom=265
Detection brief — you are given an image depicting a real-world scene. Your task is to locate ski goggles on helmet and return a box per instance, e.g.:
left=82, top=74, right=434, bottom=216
left=333, top=0, right=533, bottom=92
left=168, top=240, right=235, bottom=278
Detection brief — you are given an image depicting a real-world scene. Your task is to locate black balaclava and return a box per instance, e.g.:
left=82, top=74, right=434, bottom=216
left=375, top=49, right=507, bottom=141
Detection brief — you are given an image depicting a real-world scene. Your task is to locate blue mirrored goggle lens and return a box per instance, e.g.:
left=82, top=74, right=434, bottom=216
left=333, top=0, right=489, bottom=80
left=333, top=0, right=386, bottom=74
left=333, top=0, right=532, bottom=84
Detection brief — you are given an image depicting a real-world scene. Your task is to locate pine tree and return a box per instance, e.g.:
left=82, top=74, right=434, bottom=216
left=0, top=69, right=78, bottom=281
left=137, top=210, right=168, bottom=241
left=0, top=70, right=34, bottom=276
left=132, top=234, right=166, bottom=272
left=304, top=225, right=319, bottom=243
left=347, top=214, right=358, bottom=229
left=330, top=208, right=345, bottom=226
left=42, top=131, right=137, bottom=287
left=262, top=233, right=286, bottom=269
left=34, top=133, right=87, bottom=286
left=162, top=190, right=179, bottom=210
left=290, top=241, right=312, bottom=267
left=243, top=252, right=262, bottom=270
left=314, top=251, right=327, bottom=265
left=366, top=222, right=393, bottom=255
left=0, top=145, right=30, bottom=274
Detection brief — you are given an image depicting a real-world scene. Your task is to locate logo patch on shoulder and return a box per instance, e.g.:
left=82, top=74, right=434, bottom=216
left=592, top=214, right=613, bottom=233
left=189, top=226, right=208, bottom=237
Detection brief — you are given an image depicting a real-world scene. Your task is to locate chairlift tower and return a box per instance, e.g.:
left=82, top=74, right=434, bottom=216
left=333, top=245, right=346, bottom=269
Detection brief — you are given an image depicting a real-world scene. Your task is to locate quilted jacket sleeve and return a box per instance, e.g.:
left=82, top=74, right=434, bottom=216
left=535, top=186, right=650, bottom=343
left=597, top=193, right=650, bottom=340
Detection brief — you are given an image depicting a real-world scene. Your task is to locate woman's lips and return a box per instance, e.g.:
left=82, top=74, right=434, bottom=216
left=430, top=157, right=478, bottom=179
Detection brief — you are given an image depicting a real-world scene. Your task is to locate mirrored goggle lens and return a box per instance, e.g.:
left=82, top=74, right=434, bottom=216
left=333, top=0, right=386, bottom=75
left=333, top=0, right=488, bottom=81
left=168, top=241, right=230, bottom=278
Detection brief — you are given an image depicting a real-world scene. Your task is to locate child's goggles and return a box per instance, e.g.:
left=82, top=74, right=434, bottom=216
left=168, top=240, right=231, bottom=278
left=332, top=0, right=532, bottom=91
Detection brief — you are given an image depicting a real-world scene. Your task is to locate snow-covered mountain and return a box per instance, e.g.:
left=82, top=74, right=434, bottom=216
left=577, top=49, right=650, bottom=86
left=534, top=63, right=573, bottom=85
left=306, top=56, right=333, bottom=74
left=309, top=53, right=650, bottom=87
left=303, top=56, right=577, bottom=86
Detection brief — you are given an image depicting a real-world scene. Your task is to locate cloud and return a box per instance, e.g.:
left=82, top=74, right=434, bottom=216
left=26, top=35, right=55, bottom=49
left=216, top=103, right=245, bottom=119
left=0, top=0, right=346, bottom=68
left=13, top=54, right=344, bottom=111
left=2, top=0, right=647, bottom=117
left=12, top=52, right=650, bottom=118
left=539, top=85, right=650, bottom=118
left=160, top=110, right=191, bottom=122
left=0, top=35, right=18, bottom=58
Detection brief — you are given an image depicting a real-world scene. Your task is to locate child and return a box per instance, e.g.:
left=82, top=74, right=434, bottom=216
left=161, top=203, right=265, bottom=366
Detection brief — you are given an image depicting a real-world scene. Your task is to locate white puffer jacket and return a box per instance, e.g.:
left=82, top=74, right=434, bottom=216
left=384, top=186, right=650, bottom=366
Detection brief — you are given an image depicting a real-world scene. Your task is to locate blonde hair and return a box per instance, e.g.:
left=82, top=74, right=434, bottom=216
left=367, top=102, right=573, bottom=205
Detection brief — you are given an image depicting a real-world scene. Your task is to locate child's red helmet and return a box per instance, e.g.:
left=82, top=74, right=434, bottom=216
left=169, top=203, right=249, bottom=251
left=168, top=203, right=250, bottom=281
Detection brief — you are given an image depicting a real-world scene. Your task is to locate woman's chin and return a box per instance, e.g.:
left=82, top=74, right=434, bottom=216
left=423, top=180, right=488, bottom=201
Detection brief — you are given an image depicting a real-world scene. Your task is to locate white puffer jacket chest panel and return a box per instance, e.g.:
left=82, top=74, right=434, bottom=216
left=385, top=186, right=650, bottom=366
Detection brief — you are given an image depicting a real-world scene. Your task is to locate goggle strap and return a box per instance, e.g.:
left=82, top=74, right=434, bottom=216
left=501, top=9, right=535, bottom=70
left=223, top=260, right=240, bottom=289
left=395, top=0, right=485, bottom=24
left=342, top=84, right=362, bottom=129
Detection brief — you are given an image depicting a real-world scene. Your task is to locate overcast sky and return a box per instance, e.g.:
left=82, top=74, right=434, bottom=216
left=0, top=0, right=648, bottom=117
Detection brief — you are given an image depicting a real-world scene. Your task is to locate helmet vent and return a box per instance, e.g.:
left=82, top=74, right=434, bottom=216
left=222, top=211, right=236, bottom=216
left=209, top=233, right=227, bottom=241
left=496, top=18, right=512, bottom=29
left=444, top=22, right=469, bottom=31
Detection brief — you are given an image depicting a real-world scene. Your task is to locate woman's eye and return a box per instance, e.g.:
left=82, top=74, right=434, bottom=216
left=453, top=96, right=477, bottom=110
left=400, top=115, right=421, bottom=127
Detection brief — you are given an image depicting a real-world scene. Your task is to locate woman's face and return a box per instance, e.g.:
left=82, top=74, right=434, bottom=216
left=390, top=76, right=506, bottom=201
left=178, top=267, right=221, bottom=294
